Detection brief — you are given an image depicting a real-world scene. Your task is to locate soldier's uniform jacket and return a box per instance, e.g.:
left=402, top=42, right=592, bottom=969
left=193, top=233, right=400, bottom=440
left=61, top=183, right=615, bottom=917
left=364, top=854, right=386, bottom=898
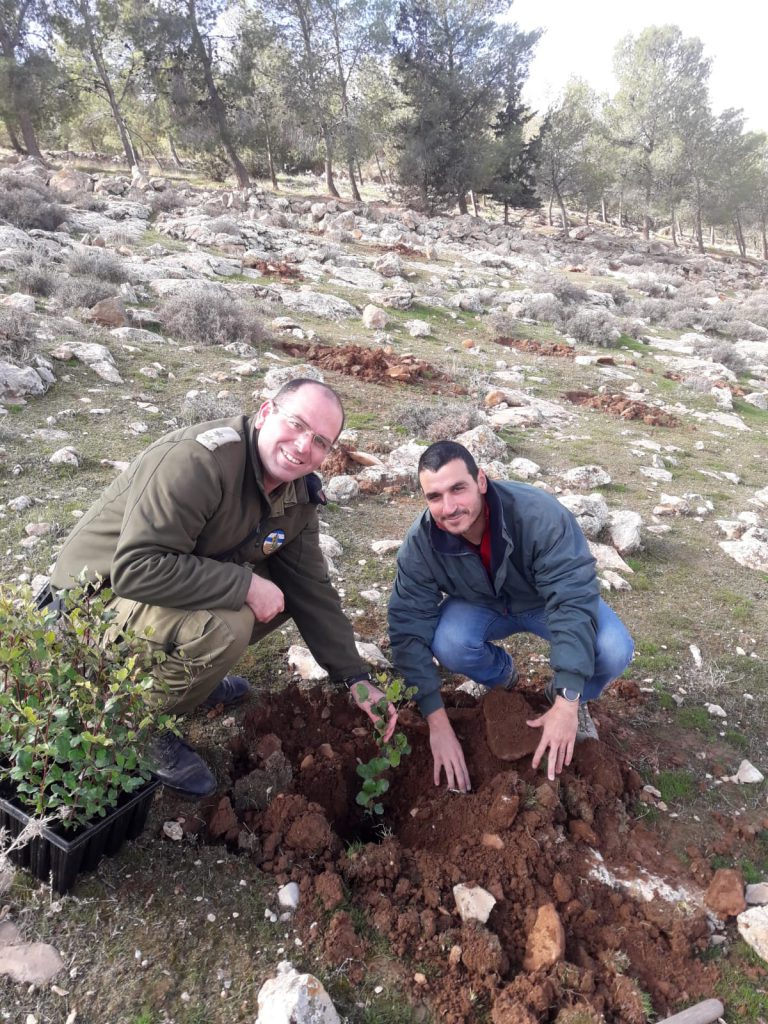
left=52, top=414, right=365, bottom=681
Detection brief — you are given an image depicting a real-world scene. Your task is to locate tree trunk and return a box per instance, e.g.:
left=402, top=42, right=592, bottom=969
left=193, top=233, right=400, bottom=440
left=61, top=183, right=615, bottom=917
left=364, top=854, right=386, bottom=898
left=642, top=213, right=652, bottom=241
left=356, top=158, right=364, bottom=185
left=469, top=190, right=479, bottom=217
left=261, top=114, right=278, bottom=189
left=694, top=185, right=704, bottom=253
left=457, top=193, right=468, bottom=215
left=17, top=108, right=45, bottom=163
left=504, top=199, right=509, bottom=225
left=761, top=213, right=768, bottom=260
left=168, top=135, right=184, bottom=168
left=733, top=214, right=746, bottom=257
left=374, top=151, right=386, bottom=185
left=188, top=0, right=249, bottom=188
left=585, top=207, right=590, bottom=226
left=347, top=155, right=361, bottom=201
left=710, top=225, right=715, bottom=245
left=321, top=124, right=339, bottom=197
left=600, top=197, right=607, bottom=223
left=3, top=118, right=23, bottom=153
left=553, top=183, right=568, bottom=233
left=670, top=207, right=677, bottom=247
left=547, top=194, right=553, bottom=226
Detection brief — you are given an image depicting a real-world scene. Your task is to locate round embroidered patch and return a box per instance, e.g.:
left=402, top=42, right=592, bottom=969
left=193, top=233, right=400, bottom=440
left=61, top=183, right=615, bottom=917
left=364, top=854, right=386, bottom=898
left=262, top=529, right=286, bottom=555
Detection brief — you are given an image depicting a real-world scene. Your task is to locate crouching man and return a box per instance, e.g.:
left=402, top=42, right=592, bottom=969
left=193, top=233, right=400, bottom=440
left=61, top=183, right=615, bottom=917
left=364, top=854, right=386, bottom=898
left=51, top=379, right=394, bottom=797
left=387, top=441, right=633, bottom=790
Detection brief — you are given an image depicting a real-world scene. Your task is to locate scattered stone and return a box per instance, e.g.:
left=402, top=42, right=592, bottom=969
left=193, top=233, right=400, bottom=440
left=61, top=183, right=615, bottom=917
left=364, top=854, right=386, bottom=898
left=746, top=883, right=768, bottom=906
left=362, top=304, right=388, bottom=330
left=726, top=760, right=764, bottom=784
left=705, top=703, right=727, bottom=718
left=371, top=539, right=401, bottom=555
left=85, top=296, right=127, bottom=328
left=737, top=905, right=768, bottom=962
left=608, top=510, right=643, bottom=555
left=561, top=465, right=611, bottom=489
left=509, top=457, right=541, bottom=480
left=720, top=527, right=768, bottom=572
left=1, top=292, right=35, bottom=313
left=287, top=645, right=328, bottom=682
left=0, top=941, right=64, bottom=984
left=523, top=903, right=565, bottom=971
left=49, top=447, right=80, bottom=467
left=705, top=869, right=746, bottom=918
left=256, top=961, right=340, bottom=1024
left=278, top=882, right=300, bottom=910
left=324, top=476, right=359, bottom=503
left=588, top=542, right=633, bottom=573
left=453, top=883, right=496, bottom=924
left=404, top=319, right=431, bottom=337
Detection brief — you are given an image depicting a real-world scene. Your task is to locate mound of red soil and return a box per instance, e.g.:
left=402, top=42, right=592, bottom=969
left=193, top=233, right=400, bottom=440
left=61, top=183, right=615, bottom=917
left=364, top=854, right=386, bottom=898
left=563, top=390, right=682, bottom=427
left=495, top=337, right=576, bottom=358
left=197, top=685, right=716, bottom=1022
left=278, top=340, right=443, bottom=385
left=242, top=256, right=301, bottom=278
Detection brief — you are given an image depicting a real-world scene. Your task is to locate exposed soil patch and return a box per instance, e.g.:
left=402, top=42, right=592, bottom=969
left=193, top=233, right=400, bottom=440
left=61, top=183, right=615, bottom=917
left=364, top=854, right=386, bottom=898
left=278, top=340, right=445, bottom=386
left=563, top=390, right=682, bottom=427
left=242, top=255, right=302, bottom=278
left=191, top=682, right=721, bottom=1022
left=495, top=337, right=576, bottom=358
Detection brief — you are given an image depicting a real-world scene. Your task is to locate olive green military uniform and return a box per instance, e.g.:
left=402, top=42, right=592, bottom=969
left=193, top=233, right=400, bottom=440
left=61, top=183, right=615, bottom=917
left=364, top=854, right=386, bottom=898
left=52, top=414, right=366, bottom=714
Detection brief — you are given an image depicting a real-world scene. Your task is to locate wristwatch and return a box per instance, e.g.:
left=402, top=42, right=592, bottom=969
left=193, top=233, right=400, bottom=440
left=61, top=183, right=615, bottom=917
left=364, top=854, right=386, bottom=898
left=555, top=686, right=580, bottom=702
left=343, top=671, right=372, bottom=692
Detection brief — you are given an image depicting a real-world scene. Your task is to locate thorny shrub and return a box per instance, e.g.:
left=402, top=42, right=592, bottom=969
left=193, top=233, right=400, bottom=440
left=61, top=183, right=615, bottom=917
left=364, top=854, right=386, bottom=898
left=179, top=390, right=245, bottom=426
left=526, top=270, right=588, bottom=304
left=0, top=581, right=174, bottom=830
left=0, top=308, right=37, bottom=361
left=15, top=259, right=61, bottom=298
left=55, top=275, right=119, bottom=310
left=394, top=401, right=482, bottom=441
left=149, top=189, right=182, bottom=216
left=691, top=339, right=751, bottom=376
left=562, top=307, right=622, bottom=347
left=66, top=249, right=129, bottom=283
left=159, top=285, right=267, bottom=348
left=0, top=173, right=67, bottom=231
left=353, top=674, right=416, bottom=816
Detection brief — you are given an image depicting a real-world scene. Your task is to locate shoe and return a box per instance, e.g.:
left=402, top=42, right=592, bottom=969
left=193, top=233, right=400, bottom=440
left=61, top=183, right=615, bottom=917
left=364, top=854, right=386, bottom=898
left=544, top=681, right=599, bottom=742
left=501, top=666, right=519, bottom=691
left=201, top=674, right=251, bottom=709
left=148, top=731, right=217, bottom=798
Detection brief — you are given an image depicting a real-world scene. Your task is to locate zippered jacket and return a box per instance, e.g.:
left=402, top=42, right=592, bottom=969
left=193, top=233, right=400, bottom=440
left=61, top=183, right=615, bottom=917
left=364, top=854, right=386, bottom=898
left=388, top=479, right=599, bottom=716
left=52, top=414, right=365, bottom=681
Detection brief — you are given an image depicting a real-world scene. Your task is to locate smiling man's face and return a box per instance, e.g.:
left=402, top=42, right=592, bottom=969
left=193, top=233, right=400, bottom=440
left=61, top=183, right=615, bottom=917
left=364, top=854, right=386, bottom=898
left=255, top=383, right=342, bottom=493
left=419, top=458, right=487, bottom=544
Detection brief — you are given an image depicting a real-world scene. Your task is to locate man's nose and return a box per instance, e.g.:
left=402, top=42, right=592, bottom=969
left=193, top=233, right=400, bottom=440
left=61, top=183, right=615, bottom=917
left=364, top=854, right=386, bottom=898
left=293, top=429, right=312, bottom=454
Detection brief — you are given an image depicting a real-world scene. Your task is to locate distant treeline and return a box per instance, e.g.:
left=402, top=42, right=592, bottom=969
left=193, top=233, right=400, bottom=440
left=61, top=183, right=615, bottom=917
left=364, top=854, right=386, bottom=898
left=2, top=2, right=767, bottom=254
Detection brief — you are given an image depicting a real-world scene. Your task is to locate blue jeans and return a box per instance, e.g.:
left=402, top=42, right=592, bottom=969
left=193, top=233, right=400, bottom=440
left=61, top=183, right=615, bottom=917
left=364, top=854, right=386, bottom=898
left=431, top=598, right=633, bottom=702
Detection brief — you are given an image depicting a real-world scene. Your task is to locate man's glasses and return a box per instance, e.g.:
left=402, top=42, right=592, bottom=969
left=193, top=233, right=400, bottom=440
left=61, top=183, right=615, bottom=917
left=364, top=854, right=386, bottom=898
left=271, top=401, right=335, bottom=456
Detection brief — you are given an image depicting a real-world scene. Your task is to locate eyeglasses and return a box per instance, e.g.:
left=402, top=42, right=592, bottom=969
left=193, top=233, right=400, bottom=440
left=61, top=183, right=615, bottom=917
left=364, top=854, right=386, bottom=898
left=271, top=401, right=335, bottom=456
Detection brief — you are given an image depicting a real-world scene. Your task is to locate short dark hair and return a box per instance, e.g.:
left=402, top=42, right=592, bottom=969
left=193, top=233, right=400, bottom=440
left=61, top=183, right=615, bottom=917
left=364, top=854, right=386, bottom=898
left=273, top=377, right=345, bottom=433
left=418, top=441, right=479, bottom=481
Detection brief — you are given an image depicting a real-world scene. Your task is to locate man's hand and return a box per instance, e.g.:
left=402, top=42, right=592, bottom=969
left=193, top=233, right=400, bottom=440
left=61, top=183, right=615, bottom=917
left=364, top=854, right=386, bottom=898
left=526, top=698, right=579, bottom=781
left=427, top=708, right=471, bottom=792
left=350, top=680, right=397, bottom=742
left=245, top=573, right=285, bottom=622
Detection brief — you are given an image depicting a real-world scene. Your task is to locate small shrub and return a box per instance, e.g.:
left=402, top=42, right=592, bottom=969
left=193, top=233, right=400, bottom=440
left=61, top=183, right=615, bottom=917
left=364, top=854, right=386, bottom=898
left=69, top=191, right=108, bottom=213
left=742, top=296, right=768, bottom=329
left=518, top=292, right=564, bottom=323
left=0, top=307, right=36, bottom=361
left=0, top=181, right=67, bottom=231
left=66, top=249, right=129, bottom=283
left=527, top=270, right=588, bottom=304
left=159, top=285, right=267, bottom=347
left=728, top=319, right=768, bottom=342
left=562, top=307, right=622, bottom=347
left=56, top=275, right=119, bottom=310
left=693, top=339, right=750, bottom=376
left=485, top=310, right=522, bottom=338
left=149, top=189, right=182, bottom=215
left=627, top=296, right=669, bottom=324
left=597, top=281, right=630, bottom=306
left=15, top=260, right=60, bottom=297
left=208, top=215, right=242, bottom=236
left=394, top=401, right=482, bottom=440
left=353, top=674, right=416, bottom=816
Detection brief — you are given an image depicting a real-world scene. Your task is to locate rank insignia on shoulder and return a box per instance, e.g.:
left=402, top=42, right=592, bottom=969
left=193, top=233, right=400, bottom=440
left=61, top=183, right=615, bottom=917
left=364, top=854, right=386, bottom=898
left=262, top=529, right=286, bottom=555
left=195, top=427, right=241, bottom=451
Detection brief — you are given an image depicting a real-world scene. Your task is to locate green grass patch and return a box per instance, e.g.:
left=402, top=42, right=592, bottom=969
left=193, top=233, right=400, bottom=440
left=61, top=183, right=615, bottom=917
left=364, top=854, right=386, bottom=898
left=724, top=729, right=750, bottom=752
left=677, top=706, right=716, bottom=735
left=631, top=640, right=679, bottom=674
left=614, top=334, right=649, bottom=353
left=715, top=588, right=755, bottom=624
left=655, top=769, right=697, bottom=803
left=346, top=411, right=380, bottom=430
left=714, top=940, right=768, bottom=1021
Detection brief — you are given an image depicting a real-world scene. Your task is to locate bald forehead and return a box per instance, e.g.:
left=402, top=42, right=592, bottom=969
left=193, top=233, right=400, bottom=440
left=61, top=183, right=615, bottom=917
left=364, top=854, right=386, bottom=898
left=284, top=383, right=343, bottom=434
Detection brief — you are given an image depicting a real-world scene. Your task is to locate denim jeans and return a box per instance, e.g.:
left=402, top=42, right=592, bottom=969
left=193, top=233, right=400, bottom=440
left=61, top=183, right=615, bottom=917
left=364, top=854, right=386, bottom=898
left=431, top=598, right=633, bottom=702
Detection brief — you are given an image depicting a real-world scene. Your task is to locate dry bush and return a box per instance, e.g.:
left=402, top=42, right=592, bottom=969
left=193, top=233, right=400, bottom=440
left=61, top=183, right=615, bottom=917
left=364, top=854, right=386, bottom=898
left=159, top=286, right=267, bottom=347
left=179, top=391, right=245, bottom=425
left=517, top=292, right=564, bottom=323
left=66, top=250, right=129, bottom=283
left=15, top=260, right=61, bottom=297
left=0, top=308, right=37, bottom=361
left=69, top=192, right=108, bottom=213
left=740, top=297, right=768, bottom=330
left=0, top=174, right=67, bottom=231
left=597, top=281, right=630, bottom=306
left=207, top=216, right=242, bottom=236
left=626, top=272, right=676, bottom=298
left=527, top=270, right=588, bottom=304
left=562, top=307, right=622, bottom=347
left=692, top=338, right=751, bottom=376
left=728, top=319, right=768, bottom=342
left=56, top=276, right=119, bottom=310
left=626, top=296, right=670, bottom=324
left=485, top=311, right=523, bottom=338
left=149, top=190, right=182, bottom=215
left=393, top=401, right=482, bottom=440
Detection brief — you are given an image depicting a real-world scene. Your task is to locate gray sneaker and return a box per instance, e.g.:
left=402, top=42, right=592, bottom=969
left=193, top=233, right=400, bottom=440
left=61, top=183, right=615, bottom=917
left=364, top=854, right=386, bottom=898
left=543, top=681, right=599, bottom=741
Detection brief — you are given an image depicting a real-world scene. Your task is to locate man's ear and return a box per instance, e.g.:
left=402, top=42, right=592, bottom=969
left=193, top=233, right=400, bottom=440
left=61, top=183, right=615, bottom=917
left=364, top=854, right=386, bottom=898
left=254, top=400, right=273, bottom=429
left=477, top=469, right=488, bottom=494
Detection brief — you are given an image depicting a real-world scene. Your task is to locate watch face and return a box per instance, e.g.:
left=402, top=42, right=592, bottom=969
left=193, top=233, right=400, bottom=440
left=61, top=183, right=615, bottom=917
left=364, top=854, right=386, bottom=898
left=559, top=687, right=580, bottom=702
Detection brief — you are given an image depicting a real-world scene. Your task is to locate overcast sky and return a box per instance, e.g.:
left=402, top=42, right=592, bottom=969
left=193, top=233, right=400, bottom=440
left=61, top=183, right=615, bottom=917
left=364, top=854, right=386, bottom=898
left=507, top=0, right=768, bottom=132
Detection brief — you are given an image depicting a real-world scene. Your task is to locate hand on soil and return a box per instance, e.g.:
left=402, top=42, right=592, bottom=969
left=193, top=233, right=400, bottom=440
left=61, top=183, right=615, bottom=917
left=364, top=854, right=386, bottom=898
left=350, top=681, right=397, bottom=742
left=527, top=701, right=578, bottom=781
left=427, top=709, right=471, bottom=792
left=245, top=574, right=285, bottom=622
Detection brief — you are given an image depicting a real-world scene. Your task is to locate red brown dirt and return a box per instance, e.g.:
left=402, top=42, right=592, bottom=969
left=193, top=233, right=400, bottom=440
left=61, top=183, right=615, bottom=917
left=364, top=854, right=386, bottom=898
left=191, top=682, right=731, bottom=1022
left=495, top=337, right=576, bottom=358
left=277, top=340, right=445, bottom=386
left=563, top=390, right=682, bottom=427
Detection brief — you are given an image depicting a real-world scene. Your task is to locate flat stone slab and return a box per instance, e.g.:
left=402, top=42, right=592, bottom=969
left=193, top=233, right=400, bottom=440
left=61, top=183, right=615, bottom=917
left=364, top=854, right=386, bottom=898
left=483, top=689, right=540, bottom=761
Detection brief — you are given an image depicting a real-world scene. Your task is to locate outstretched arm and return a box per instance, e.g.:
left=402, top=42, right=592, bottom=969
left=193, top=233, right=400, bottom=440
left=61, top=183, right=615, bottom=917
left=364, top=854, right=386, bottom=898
left=427, top=708, right=471, bottom=792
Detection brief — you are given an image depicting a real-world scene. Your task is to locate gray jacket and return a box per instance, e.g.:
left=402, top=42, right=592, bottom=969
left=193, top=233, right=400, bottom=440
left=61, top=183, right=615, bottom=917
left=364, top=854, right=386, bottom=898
left=387, top=480, right=600, bottom=715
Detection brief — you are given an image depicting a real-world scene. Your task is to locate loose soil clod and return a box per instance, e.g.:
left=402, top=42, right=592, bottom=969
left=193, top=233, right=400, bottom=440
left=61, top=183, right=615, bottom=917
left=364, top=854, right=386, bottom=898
left=563, top=390, right=682, bottom=427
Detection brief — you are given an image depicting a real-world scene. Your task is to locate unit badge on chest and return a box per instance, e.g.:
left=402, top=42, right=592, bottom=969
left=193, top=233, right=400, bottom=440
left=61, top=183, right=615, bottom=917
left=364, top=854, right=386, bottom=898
left=262, top=529, right=286, bottom=555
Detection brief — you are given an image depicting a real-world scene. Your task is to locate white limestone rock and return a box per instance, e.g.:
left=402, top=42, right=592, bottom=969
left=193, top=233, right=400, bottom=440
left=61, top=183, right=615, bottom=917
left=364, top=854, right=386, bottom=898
left=746, top=883, right=768, bottom=906
left=405, top=319, right=431, bottom=337
left=371, top=539, right=401, bottom=555
left=361, top=304, right=388, bottom=329
left=608, top=510, right=643, bottom=555
left=726, top=760, right=764, bottom=784
left=453, top=883, right=496, bottom=924
left=0, top=361, right=49, bottom=397
left=276, top=287, right=358, bottom=320
left=287, top=645, right=327, bottom=682
left=278, top=882, right=300, bottom=910
left=737, top=906, right=768, bottom=964
left=558, top=493, right=610, bottom=540
left=262, top=364, right=323, bottom=395
left=561, top=465, right=611, bottom=490
left=49, top=447, right=80, bottom=467
left=1, top=292, right=35, bottom=313
left=454, top=424, right=507, bottom=463
left=509, top=457, right=541, bottom=480
left=324, top=475, right=359, bottom=503
left=256, top=961, right=340, bottom=1024
left=319, top=534, right=343, bottom=559
left=720, top=528, right=768, bottom=572
left=588, top=542, right=633, bottom=574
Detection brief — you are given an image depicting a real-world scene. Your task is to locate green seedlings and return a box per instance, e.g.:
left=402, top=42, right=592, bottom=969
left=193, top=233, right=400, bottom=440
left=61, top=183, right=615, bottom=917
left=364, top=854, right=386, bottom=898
left=354, top=674, right=416, bottom=816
